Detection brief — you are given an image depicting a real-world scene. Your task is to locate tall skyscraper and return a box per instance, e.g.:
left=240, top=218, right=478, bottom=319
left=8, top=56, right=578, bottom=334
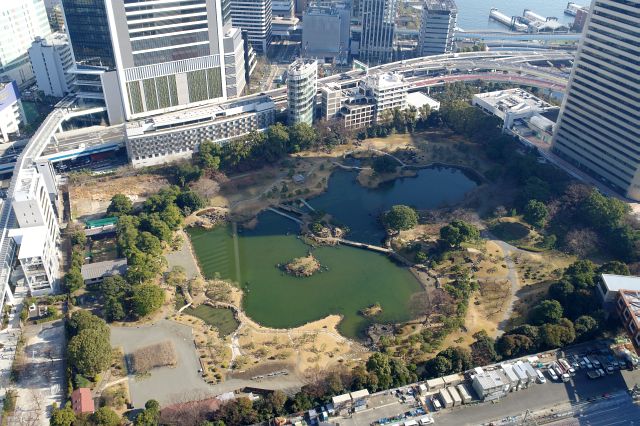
left=418, top=0, right=457, bottom=57
left=360, top=0, right=397, bottom=65
left=552, top=0, right=640, bottom=201
left=61, top=0, right=115, bottom=68
left=0, top=0, right=52, bottom=86
left=302, top=3, right=351, bottom=64
left=287, top=59, right=317, bottom=126
left=231, top=0, right=273, bottom=54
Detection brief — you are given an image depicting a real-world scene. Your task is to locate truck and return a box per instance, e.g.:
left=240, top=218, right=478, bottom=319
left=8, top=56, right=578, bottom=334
left=447, top=387, right=462, bottom=407
left=558, top=359, right=576, bottom=376
left=456, top=383, right=473, bottom=404
left=438, top=388, right=453, bottom=408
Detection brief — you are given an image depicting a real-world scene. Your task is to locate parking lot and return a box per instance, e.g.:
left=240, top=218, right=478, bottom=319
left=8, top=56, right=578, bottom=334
left=339, top=343, right=640, bottom=426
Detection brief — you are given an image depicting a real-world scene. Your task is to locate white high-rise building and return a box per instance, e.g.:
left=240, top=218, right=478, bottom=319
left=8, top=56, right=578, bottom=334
left=29, top=33, right=75, bottom=97
left=552, top=0, right=640, bottom=201
left=0, top=0, right=52, bottom=86
left=9, top=164, right=61, bottom=294
left=0, top=81, right=26, bottom=143
left=418, top=0, right=458, bottom=57
left=360, top=0, right=397, bottom=65
left=231, top=0, right=273, bottom=54
left=287, top=59, right=317, bottom=126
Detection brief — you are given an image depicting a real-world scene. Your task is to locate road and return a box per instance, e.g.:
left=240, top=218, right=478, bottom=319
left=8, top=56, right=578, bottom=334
left=340, top=365, right=640, bottom=426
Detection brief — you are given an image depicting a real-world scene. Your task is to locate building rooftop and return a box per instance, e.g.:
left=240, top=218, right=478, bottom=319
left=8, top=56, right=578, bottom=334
left=365, top=72, right=406, bottom=90
left=474, top=88, right=552, bottom=114
left=350, top=389, right=370, bottom=399
left=473, top=370, right=507, bottom=390
left=126, top=96, right=274, bottom=135
left=619, top=289, right=640, bottom=330
left=71, top=388, right=95, bottom=415
left=602, top=274, right=640, bottom=293
left=9, top=226, right=47, bottom=259
left=424, top=0, right=458, bottom=13
left=81, top=259, right=128, bottom=281
left=332, top=393, right=351, bottom=404
left=407, top=92, right=440, bottom=110
left=288, top=59, right=317, bottom=74
left=32, top=32, right=69, bottom=47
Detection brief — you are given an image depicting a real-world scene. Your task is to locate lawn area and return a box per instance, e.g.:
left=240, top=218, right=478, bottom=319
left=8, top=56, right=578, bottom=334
left=489, top=219, right=548, bottom=252
left=185, top=305, right=239, bottom=337
left=490, top=221, right=530, bottom=241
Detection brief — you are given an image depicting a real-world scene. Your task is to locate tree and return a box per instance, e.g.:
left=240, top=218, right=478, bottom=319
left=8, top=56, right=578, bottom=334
left=135, top=400, right=160, bottom=426
left=366, top=352, right=393, bottom=391
left=176, top=190, right=206, bottom=214
left=372, top=155, right=399, bottom=174
left=564, top=228, right=599, bottom=257
left=104, top=297, right=127, bottom=322
left=574, top=315, right=599, bottom=340
left=425, top=356, right=452, bottom=378
left=598, top=261, right=630, bottom=276
left=548, top=280, right=575, bottom=305
left=70, top=231, right=87, bottom=247
left=539, top=319, right=575, bottom=348
left=439, top=220, right=480, bottom=249
left=174, top=163, right=202, bottom=187
left=67, top=329, right=112, bottom=377
left=496, top=334, right=534, bottom=358
left=564, top=260, right=596, bottom=289
left=107, top=194, right=133, bottom=217
left=50, top=406, right=76, bottom=426
left=196, top=140, right=222, bottom=171
left=67, top=311, right=109, bottom=338
left=91, top=407, right=121, bottom=426
left=289, top=123, right=317, bottom=151
left=383, top=205, right=418, bottom=232
left=214, top=397, right=258, bottom=425
left=131, top=284, right=165, bottom=317
left=64, top=269, right=84, bottom=293
left=140, top=214, right=173, bottom=242
left=530, top=300, right=563, bottom=325
left=136, top=232, right=163, bottom=257
left=581, top=190, right=629, bottom=231
left=523, top=200, right=549, bottom=228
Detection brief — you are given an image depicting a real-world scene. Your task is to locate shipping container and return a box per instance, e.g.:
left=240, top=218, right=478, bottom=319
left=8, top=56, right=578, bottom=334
left=447, top=386, right=462, bottom=406
left=438, top=388, right=453, bottom=408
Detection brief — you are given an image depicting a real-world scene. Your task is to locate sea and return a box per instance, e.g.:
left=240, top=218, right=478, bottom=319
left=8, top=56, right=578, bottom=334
left=453, top=0, right=585, bottom=30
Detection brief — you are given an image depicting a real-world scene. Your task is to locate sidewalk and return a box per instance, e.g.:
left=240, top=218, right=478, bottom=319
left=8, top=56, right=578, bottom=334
left=0, top=282, right=28, bottom=413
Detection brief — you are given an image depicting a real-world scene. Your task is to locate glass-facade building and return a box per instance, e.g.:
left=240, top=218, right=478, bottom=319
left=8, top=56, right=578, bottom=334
left=360, top=0, right=397, bottom=65
left=552, top=0, right=640, bottom=200
left=61, top=0, right=115, bottom=68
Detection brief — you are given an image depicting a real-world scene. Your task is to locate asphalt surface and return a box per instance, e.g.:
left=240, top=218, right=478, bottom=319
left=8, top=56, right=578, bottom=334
left=341, top=365, right=640, bottom=426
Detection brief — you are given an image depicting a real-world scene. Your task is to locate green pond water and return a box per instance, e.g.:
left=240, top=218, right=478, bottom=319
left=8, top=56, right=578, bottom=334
left=187, top=166, right=477, bottom=338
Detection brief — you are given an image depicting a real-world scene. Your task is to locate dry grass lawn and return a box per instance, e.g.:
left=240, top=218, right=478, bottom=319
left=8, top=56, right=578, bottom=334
left=130, top=341, right=177, bottom=374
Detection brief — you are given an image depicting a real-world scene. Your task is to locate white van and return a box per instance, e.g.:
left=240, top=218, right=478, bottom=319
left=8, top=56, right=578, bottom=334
left=535, top=369, right=546, bottom=384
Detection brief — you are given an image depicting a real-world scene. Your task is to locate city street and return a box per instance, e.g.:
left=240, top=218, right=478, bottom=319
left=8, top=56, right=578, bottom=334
left=340, top=367, right=640, bottom=426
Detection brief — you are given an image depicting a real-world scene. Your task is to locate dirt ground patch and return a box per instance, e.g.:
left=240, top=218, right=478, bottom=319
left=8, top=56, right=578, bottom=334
left=69, top=173, right=169, bottom=219
left=130, top=341, right=178, bottom=374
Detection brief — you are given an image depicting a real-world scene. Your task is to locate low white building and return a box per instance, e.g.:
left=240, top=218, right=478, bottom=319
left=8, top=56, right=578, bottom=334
left=407, top=91, right=440, bottom=112
left=471, top=369, right=511, bottom=401
left=28, top=33, right=75, bottom=98
left=126, top=96, right=276, bottom=168
left=472, top=88, right=556, bottom=130
left=0, top=80, right=25, bottom=143
left=363, top=72, right=409, bottom=121
left=599, top=274, right=640, bottom=305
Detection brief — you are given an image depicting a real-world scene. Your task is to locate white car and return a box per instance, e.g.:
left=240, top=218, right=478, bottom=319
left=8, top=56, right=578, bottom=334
left=536, top=369, right=547, bottom=384
left=547, top=367, right=558, bottom=381
left=419, top=416, right=435, bottom=425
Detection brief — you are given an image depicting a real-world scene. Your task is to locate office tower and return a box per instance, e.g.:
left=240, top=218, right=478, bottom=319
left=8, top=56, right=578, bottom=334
left=29, top=33, right=75, bottom=97
left=61, top=0, right=115, bottom=68
left=552, top=0, right=640, bottom=201
left=360, top=0, right=397, bottom=65
left=352, top=0, right=363, bottom=21
left=0, top=0, right=52, bottom=86
left=302, top=3, right=351, bottom=64
left=272, top=0, right=295, bottom=18
left=287, top=59, right=317, bottom=125
left=231, top=0, right=273, bottom=54
left=418, top=0, right=457, bottom=56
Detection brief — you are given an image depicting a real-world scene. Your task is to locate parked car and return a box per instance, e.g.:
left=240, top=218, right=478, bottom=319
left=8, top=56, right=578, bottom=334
left=536, top=369, right=547, bottom=384
left=547, top=367, right=559, bottom=381
left=587, top=370, right=602, bottom=379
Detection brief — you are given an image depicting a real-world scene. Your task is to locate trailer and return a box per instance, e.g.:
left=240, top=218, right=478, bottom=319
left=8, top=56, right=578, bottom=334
left=456, top=383, right=473, bottom=404
left=438, top=388, right=454, bottom=408
left=447, top=386, right=462, bottom=407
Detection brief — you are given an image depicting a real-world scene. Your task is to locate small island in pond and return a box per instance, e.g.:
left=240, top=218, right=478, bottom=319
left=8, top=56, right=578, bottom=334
left=360, top=303, right=383, bottom=317
left=282, top=254, right=321, bottom=277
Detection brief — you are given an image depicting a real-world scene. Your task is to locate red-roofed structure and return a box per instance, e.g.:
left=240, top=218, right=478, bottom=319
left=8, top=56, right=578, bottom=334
left=71, top=388, right=94, bottom=415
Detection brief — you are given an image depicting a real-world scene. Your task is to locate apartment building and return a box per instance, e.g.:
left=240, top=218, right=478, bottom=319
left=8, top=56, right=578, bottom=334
left=29, top=33, right=75, bottom=98
left=417, top=0, right=458, bottom=56
left=9, top=165, right=60, bottom=294
left=287, top=59, right=317, bottom=126
left=552, top=0, right=640, bottom=201
left=125, top=97, right=275, bottom=167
